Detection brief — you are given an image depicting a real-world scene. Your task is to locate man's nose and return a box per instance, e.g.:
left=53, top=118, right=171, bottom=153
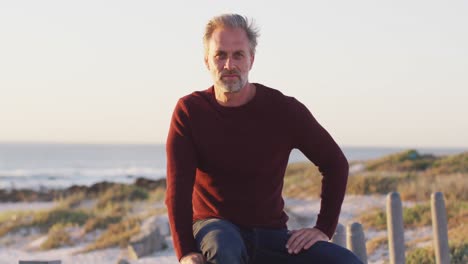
left=224, top=57, right=235, bottom=70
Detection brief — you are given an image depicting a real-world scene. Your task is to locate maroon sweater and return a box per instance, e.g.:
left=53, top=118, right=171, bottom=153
left=165, top=83, right=349, bottom=260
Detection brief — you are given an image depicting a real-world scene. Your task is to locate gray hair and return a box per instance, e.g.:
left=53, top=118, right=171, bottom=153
left=203, top=14, right=260, bottom=56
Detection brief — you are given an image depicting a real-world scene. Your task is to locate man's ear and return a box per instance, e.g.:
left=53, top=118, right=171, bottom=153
left=249, top=54, right=255, bottom=70
left=204, top=56, right=210, bottom=70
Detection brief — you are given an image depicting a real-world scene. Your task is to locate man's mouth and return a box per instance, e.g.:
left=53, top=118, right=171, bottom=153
left=222, top=74, right=239, bottom=78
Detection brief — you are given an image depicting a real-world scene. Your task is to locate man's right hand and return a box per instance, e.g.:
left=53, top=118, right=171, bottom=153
left=180, top=252, right=205, bottom=264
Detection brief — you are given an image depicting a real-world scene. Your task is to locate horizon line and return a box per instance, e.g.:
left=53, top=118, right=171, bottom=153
left=0, top=141, right=466, bottom=150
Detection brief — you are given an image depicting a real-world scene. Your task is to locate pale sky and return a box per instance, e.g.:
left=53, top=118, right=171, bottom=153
left=0, top=0, right=467, bottom=148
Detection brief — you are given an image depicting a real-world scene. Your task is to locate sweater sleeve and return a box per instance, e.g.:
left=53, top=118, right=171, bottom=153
left=165, top=99, right=199, bottom=260
left=290, top=98, right=349, bottom=239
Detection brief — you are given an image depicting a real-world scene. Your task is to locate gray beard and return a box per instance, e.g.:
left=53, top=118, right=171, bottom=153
left=217, top=78, right=247, bottom=93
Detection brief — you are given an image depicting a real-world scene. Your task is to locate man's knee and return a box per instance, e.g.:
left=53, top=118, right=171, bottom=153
left=305, top=241, right=363, bottom=264
left=193, top=219, right=248, bottom=264
left=205, top=232, right=248, bottom=263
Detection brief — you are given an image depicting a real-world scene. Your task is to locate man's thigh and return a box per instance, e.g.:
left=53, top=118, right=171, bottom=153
left=254, top=228, right=363, bottom=264
left=193, top=218, right=249, bottom=263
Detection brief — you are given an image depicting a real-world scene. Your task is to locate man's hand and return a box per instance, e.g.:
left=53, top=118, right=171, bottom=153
left=180, top=252, right=205, bottom=264
left=286, top=227, right=328, bottom=254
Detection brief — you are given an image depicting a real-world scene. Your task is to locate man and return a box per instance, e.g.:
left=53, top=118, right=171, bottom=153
left=166, top=14, right=362, bottom=264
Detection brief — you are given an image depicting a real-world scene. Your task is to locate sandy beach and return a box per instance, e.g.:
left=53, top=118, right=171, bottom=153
left=0, top=194, right=435, bottom=264
left=0, top=202, right=58, bottom=212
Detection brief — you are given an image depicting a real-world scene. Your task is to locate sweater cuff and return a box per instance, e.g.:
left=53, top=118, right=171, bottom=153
left=174, top=236, right=199, bottom=261
left=313, top=222, right=335, bottom=240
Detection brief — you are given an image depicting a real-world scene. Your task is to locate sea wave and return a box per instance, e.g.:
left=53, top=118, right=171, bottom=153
left=0, top=167, right=166, bottom=190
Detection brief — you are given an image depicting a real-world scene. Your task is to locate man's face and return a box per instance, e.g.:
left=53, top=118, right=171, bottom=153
left=205, top=27, right=255, bottom=93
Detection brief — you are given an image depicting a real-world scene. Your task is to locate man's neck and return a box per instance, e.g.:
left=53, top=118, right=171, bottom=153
left=214, top=83, right=256, bottom=107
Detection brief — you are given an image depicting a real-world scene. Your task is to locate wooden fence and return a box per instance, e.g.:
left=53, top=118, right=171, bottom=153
left=332, top=191, right=450, bottom=264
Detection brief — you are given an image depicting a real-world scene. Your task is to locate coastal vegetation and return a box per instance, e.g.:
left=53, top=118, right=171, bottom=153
left=0, top=149, right=466, bottom=263
left=0, top=180, right=167, bottom=252
left=282, top=150, right=467, bottom=263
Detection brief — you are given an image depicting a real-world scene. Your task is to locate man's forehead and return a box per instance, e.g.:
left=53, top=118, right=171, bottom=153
left=211, top=28, right=248, bottom=42
left=209, top=27, right=250, bottom=51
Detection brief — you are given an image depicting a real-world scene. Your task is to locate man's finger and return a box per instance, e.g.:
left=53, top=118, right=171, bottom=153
left=294, top=231, right=317, bottom=253
left=303, top=228, right=327, bottom=250
left=287, top=230, right=310, bottom=254
left=286, top=229, right=304, bottom=248
left=303, top=237, right=320, bottom=250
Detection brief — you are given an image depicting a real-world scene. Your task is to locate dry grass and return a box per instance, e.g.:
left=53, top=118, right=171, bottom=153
left=149, top=187, right=166, bottom=203
left=55, top=191, right=87, bottom=209
left=83, top=215, right=122, bottom=234
left=405, top=241, right=468, bottom=264
left=406, top=235, right=432, bottom=249
left=359, top=199, right=467, bottom=263
left=359, top=208, right=387, bottom=230
left=346, top=172, right=409, bottom=195
left=0, top=182, right=154, bottom=250
left=40, top=223, right=73, bottom=250
left=366, top=235, right=387, bottom=256
left=282, top=161, right=467, bottom=203
left=81, top=217, right=141, bottom=252
left=0, top=210, right=35, bottom=237
left=397, top=173, right=467, bottom=201
left=359, top=201, right=467, bottom=230
left=0, top=206, right=90, bottom=238
left=145, top=207, right=168, bottom=218
left=282, top=162, right=322, bottom=199
left=96, top=184, right=148, bottom=209
left=448, top=222, right=468, bottom=245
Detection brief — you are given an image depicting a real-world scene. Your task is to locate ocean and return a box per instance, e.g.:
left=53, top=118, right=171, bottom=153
left=0, top=143, right=465, bottom=190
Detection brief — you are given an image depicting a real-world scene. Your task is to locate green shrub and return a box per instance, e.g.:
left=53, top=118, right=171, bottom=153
left=365, top=149, right=437, bottom=172
left=33, top=208, right=90, bottom=229
left=347, top=173, right=403, bottom=195
left=360, top=199, right=467, bottom=231
left=450, top=242, right=468, bottom=264
left=406, top=247, right=435, bottom=264
left=430, top=152, right=468, bottom=174
left=359, top=209, right=387, bottom=230
left=405, top=242, right=468, bottom=264
left=403, top=203, right=432, bottom=228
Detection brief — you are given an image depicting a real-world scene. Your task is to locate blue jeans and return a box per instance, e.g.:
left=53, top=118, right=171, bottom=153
left=193, top=218, right=363, bottom=264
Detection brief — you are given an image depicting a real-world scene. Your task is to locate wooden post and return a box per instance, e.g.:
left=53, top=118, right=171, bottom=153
left=332, top=223, right=346, bottom=247
left=431, top=192, right=450, bottom=264
left=387, top=192, right=405, bottom=264
left=347, top=222, right=368, bottom=263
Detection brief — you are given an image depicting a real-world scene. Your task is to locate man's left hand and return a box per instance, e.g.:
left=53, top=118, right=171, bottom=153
left=286, top=227, right=328, bottom=254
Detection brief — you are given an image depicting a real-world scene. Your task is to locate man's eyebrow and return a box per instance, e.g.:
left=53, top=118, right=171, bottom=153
left=213, top=50, right=246, bottom=54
